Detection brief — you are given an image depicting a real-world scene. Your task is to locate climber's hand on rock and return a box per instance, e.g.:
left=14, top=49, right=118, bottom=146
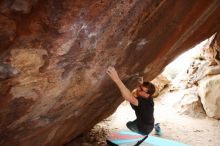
left=106, top=66, right=121, bottom=83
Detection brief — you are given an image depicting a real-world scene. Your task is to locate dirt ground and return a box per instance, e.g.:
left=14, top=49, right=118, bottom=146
left=66, top=90, right=220, bottom=146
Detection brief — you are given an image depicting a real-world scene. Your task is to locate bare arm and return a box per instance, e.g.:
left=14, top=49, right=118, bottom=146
left=106, top=67, right=138, bottom=106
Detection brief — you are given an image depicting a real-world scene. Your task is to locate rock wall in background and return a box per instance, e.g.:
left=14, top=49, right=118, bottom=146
left=198, top=34, right=220, bottom=119
left=0, top=0, right=220, bottom=145
left=198, top=74, right=220, bottom=119
left=156, top=34, right=220, bottom=119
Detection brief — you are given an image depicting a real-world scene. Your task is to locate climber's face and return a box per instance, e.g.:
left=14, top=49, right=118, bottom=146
left=137, top=85, right=149, bottom=98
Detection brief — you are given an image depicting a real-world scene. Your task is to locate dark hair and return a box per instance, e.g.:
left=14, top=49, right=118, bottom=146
left=142, top=81, right=155, bottom=96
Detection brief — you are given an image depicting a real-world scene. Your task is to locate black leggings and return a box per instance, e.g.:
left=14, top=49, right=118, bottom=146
left=126, top=119, right=154, bottom=135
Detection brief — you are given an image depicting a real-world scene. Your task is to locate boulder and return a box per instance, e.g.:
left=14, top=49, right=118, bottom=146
left=198, top=74, right=220, bottom=119
left=0, top=0, right=220, bottom=145
left=151, top=74, right=170, bottom=96
left=176, top=87, right=206, bottom=118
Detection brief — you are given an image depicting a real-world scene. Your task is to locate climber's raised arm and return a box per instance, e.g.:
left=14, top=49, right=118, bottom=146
left=106, top=66, right=138, bottom=106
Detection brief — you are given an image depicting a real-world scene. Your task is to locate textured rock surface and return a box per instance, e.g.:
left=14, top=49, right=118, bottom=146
left=198, top=74, right=220, bottom=119
left=176, top=87, right=206, bottom=118
left=151, top=74, right=169, bottom=96
left=0, top=0, right=220, bottom=145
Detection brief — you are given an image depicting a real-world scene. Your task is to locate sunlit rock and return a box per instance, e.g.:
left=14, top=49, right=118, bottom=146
left=198, top=74, right=220, bottom=119
left=151, top=74, right=170, bottom=96
left=176, top=87, right=206, bottom=118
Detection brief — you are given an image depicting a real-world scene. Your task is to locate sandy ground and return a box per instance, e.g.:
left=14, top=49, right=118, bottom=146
left=66, top=90, right=220, bottom=146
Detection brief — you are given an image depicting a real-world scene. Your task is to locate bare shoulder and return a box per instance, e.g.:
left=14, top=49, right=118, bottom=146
left=131, top=89, right=138, bottom=98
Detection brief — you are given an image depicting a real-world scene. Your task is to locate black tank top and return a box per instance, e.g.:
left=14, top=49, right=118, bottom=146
left=131, top=96, right=154, bottom=132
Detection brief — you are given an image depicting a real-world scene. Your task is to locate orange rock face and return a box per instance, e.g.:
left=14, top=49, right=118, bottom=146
left=0, top=0, right=219, bottom=145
